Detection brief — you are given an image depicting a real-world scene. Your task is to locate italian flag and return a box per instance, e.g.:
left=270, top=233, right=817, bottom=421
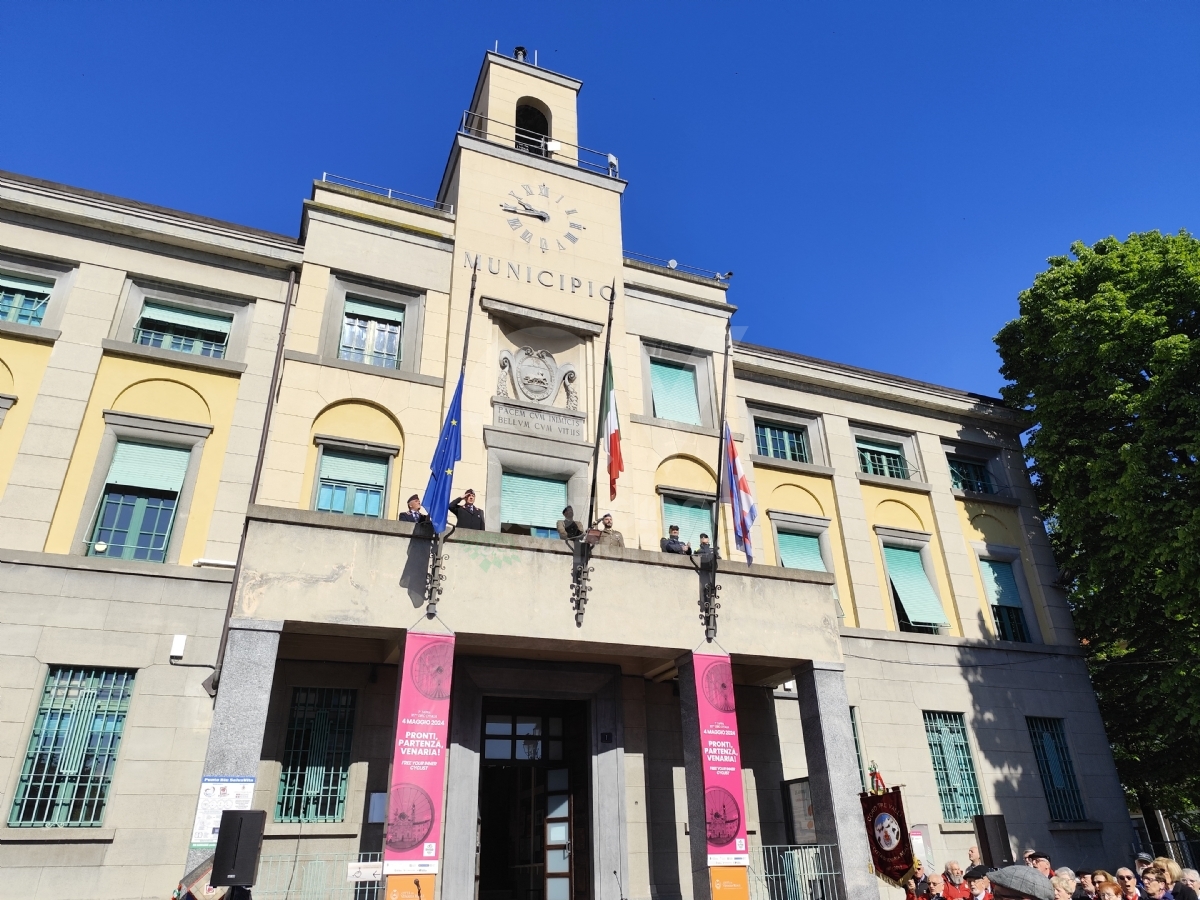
left=599, top=354, right=623, bottom=500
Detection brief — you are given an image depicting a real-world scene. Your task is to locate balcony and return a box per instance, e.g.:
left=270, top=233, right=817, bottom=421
left=234, top=505, right=842, bottom=678
left=459, top=110, right=620, bottom=178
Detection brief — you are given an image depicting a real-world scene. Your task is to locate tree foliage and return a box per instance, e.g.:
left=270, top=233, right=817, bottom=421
left=995, top=231, right=1200, bottom=817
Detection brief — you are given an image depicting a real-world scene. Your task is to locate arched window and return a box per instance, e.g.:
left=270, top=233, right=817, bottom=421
left=515, top=98, right=551, bottom=156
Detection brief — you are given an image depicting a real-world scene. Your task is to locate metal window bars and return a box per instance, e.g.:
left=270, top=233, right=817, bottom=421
left=922, top=711, right=984, bottom=823
left=134, top=323, right=228, bottom=358
left=748, top=844, right=842, bottom=900
left=276, top=688, right=357, bottom=823
left=623, top=249, right=733, bottom=281
left=857, top=443, right=912, bottom=480
left=8, top=668, right=134, bottom=827
left=459, top=110, right=620, bottom=178
left=948, top=458, right=997, bottom=495
left=319, top=173, right=453, bottom=215
left=1027, top=716, right=1086, bottom=822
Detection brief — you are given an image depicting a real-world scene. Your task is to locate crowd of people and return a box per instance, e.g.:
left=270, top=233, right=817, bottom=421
left=905, top=849, right=1200, bottom=900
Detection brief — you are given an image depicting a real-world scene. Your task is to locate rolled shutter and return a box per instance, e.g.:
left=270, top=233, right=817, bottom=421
left=883, top=546, right=948, bottom=625
left=662, top=496, right=714, bottom=550
left=106, top=442, right=191, bottom=492
left=139, top=302, right=232, bottom=335
left=344, top=298, right=405, bottom=325
left=0, top=273, right=54, bottom=295
left=777, top=531, right=826, bottom=571
left=501, top=473, right=567, bottom=528
left=319, top=450, right=388, bottom=487
left=649, top=360, right=702, bottom=425
left=980, top=559, right=1023, bottom=608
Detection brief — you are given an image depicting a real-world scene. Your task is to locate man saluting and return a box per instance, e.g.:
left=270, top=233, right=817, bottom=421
left=449, top=488, right=484, bottom=530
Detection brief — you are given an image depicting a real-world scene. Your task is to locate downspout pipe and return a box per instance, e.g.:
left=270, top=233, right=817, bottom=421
left=204, top=267, right=298, bottom=695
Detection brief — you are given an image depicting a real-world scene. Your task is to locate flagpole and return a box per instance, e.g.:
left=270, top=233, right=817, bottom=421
left=710, top=318, right=733, bottom=572
left=459, top=263, right=478, bottom=382
left=586, top=280, right=617, bottom=530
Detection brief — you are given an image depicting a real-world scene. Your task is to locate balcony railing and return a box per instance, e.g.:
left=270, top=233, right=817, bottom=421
left=319, top=173, right=454, bottom=215
left=459, top=110, right=620, bottom=178
left=624, top=249, right=733, bottom=282
left=748, top=844, right=842, bottom=900
left=256, top=852, right=381, bottom=900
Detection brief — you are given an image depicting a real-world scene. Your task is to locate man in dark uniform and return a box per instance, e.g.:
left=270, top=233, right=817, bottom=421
left=399, top=494, right=427, bottom=523
left=660, top=524, right=691, bottom=554
left=449, top=488, right=484, bottom=530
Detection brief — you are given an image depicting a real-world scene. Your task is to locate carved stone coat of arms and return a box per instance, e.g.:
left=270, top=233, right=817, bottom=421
left=497, top=346, right=578, bottom=410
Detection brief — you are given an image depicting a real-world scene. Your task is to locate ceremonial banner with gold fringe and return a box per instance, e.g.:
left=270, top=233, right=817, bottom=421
left=860, top=785, right=918, bottom=887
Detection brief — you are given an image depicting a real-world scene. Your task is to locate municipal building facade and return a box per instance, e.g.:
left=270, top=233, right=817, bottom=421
left=0, top=49, right=1131, bottom=900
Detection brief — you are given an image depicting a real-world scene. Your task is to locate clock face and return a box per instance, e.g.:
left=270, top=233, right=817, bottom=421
left=500, top=182, right=585, bottom=253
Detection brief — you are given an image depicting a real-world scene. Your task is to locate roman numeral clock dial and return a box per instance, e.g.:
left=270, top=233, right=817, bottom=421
left=499, top=182, right=585, bottom=252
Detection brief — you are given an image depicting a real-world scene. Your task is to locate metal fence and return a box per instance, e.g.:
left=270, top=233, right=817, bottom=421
left=254, top=852, right=381, bottom=900
left=319, top=173, right=453, bottom=214
left=748, top=844, right=842, bottom=900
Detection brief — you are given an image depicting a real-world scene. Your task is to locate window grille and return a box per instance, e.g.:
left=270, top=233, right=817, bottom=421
left=922, top=711, right=983, bottom=822
left=755, top=422, right=810, bottom=463
left=649, top=358, right=702, bottom=425
left=8, top=668, right=134, bottom=827
left=276, top=688, right=357, bottom=823
left=1027, top=717, right=1085, bottom=821
left=0, top=273, right=52, bottom=326
left=949, top=457, right=996, bottom=494
left=135, top=302, right=231, bottom=359
left=857, top=439, right=909, bottom=479
left=339, top=298, right=404, bottom=369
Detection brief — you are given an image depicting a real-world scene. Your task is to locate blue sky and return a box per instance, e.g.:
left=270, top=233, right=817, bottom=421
left=3, top=2, right=1198, bottom=396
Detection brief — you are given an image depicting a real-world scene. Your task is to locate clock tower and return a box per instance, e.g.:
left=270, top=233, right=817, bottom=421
left=435, top=49, right=629, bottom=517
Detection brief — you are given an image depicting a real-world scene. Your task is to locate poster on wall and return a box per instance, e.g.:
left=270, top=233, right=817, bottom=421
left=383, top=631, right=455, bottom=879
left=188, top=776, right=255, bottom=848
left=691, top=651, right=750, bottom=867
left=783, top=777, right=817, bottom=845
left=860, top=786, right=918, bottom=886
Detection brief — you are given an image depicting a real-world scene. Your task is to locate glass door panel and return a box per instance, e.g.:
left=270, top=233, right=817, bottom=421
left=545, top=767, right=572, bottom=900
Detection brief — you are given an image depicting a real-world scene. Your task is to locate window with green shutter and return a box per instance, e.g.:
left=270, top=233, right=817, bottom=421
left=135, top=301, right=232, bottom=359
left=777, top=531, right=826, bottom=571
left=649, top=359, right=703, bottom=425
left=89, top=442, right=191, bottom=562
left=276, top=688, right=357, bottom=823
left=949, top=457, right=996, bottom=494
left=662, top=495, right=714, bottom=550
left=755, top=421, right=810, bottom=463
left=884, top=545, right=948, bottom=634
left=1027, top=717, right=1085, bottom=821
left=8, top=668, right=134, bottom=827
left=316, top=450, right=388, bottom=518
left=501, top=473, right=568, bottom=538
left=857, top=439, right=909, bottom=479
left=923, top=711, right=984, bottom=822
left=339, top=297, right=404, bottom=369
left=979, top=559, right=1031, bottom=642
left=0, top=273, right=53, bottom=326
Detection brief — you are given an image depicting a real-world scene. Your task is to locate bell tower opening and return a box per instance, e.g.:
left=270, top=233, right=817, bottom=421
left=515, top=97, right=551, bottom=156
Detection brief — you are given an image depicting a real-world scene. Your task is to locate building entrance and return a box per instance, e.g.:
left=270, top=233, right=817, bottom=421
left=477, top=698, right=591, bottom=900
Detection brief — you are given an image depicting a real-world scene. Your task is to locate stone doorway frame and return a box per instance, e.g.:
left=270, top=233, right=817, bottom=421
left=440, top=657, right=628, bottom=900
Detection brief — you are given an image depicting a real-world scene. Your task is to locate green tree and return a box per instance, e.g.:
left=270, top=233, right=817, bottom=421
left=995, top=231, right=1200, bottom=835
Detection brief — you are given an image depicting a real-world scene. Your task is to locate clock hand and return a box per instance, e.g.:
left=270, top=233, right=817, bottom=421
left=500, top=203, right=550, bottom=221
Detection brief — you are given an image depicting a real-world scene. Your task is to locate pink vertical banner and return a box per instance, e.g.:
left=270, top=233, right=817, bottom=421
left=692, top=651, right=750, bottom=866
left=383, top=632, right=455, bottom=877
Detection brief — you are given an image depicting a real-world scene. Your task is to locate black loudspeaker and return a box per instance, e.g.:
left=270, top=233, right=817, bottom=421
left=974, top=814, right=1015, bottom=867
left=210, top=809, right=266, bottom=887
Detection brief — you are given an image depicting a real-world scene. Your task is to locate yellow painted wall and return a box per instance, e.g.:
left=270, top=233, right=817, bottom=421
left=860, top=484, right=960, bottom=634
left=44, top=356, right=241, bottom=563
left=956, top=498, right=1053, bottom=642
left=751, top=464, right=856, bottom=625
left=0, top=336, right=53, bottom=503
left=299, top=401, right=405, bottom=516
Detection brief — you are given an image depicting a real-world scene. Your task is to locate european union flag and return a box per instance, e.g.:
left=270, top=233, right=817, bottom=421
left=423, top=373, right=464, bottom=534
